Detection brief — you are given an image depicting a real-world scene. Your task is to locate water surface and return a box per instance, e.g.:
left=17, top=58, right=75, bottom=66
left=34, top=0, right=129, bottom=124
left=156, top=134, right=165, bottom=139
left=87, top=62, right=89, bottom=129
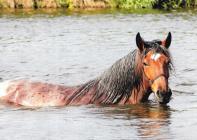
left=0, top=9, right=197, bottom=140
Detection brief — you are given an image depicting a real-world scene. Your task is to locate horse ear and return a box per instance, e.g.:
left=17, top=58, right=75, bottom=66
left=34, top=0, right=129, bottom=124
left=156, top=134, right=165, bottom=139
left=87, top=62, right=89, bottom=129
left=161, top=32, right=172, bottom=49
left=136, top=32, right=144, bottom=52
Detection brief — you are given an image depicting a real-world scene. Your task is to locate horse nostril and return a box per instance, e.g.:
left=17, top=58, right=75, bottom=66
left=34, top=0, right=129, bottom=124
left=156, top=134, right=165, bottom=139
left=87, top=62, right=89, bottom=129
left=156, top=91, right=162, bottom=98
left=167, top=89, right=172, bottom=98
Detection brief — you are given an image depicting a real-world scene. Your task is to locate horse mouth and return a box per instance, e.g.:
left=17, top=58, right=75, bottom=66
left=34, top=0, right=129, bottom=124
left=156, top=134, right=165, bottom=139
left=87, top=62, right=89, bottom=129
left=154, top=89, right=172, bottom=104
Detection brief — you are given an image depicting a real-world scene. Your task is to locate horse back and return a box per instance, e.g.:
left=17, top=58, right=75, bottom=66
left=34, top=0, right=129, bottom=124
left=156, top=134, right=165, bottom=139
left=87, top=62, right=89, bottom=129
left=0, top=80, right=78, bottom=107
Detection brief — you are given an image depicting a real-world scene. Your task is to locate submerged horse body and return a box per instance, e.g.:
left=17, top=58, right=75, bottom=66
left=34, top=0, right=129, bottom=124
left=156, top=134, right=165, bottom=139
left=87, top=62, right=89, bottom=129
left=0, top=33, right=173, bottom=107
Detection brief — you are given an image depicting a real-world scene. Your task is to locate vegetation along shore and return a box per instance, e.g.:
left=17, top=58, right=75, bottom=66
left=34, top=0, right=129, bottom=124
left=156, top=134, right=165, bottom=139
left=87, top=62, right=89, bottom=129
left=0, top=0, right=197, bottom=10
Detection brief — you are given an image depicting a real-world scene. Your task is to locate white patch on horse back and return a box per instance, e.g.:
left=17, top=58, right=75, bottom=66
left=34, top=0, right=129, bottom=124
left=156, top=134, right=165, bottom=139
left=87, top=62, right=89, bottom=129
left=151, top=53, right=161, bottom=61
left=0, top=81, right=10, bottom=97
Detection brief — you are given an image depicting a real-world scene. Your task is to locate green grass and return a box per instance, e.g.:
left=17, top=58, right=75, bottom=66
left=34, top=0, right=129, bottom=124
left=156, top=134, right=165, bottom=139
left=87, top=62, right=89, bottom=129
left=155, top=0, right=197, bottom=10
left=114, top=0, right=155, bottom=9
left=57, top=0, right=71, bottom=8
left=113, top=0, right=197, bottom=9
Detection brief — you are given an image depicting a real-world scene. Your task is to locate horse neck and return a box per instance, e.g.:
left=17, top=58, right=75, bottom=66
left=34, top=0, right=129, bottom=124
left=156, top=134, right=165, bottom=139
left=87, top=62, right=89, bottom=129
left=125, top=52, right=152, bottom=104
left=125, top=73, right=152, bottom=104
left=92, top=50, right=151, bottom=104
left=67, top=50, right=152, bottom=105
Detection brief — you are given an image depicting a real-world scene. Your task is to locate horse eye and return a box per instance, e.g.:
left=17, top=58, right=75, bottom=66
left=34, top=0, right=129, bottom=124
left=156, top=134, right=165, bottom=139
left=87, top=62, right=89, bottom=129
left=143, top=62, right=149, bottom=66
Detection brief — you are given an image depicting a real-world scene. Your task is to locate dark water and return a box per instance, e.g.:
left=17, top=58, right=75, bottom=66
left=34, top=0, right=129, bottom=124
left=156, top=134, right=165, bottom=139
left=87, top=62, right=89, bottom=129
left=0, top=9, right=197, bottom=140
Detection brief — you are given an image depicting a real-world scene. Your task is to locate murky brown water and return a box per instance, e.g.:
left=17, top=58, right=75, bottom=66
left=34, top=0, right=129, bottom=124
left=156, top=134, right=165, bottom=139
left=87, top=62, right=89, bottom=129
left=0, top=9, right=197, bottom=140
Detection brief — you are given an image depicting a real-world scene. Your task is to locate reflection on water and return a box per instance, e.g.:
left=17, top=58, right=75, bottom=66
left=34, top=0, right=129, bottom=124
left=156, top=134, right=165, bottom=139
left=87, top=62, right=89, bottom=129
left=134, top=105, right=170, bottom=139
left=95, top=104, right=171, bottom=139
left=0, top=103, right=173, bottom=140
left=0, top=9, right=197, bottom=139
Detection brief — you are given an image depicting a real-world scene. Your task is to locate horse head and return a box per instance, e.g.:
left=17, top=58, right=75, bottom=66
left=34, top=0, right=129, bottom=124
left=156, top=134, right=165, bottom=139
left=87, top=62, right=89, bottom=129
left=136, top=32, right=172, bottom=104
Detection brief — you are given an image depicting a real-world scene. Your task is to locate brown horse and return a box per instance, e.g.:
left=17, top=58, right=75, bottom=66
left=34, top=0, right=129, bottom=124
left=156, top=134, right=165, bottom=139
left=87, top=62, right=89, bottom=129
left=0, top=33, right=173, bottom=107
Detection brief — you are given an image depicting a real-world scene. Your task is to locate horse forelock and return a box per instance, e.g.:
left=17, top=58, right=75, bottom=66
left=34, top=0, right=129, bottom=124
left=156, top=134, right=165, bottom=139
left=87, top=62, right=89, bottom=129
left=144, top=41, right=170, bottom=57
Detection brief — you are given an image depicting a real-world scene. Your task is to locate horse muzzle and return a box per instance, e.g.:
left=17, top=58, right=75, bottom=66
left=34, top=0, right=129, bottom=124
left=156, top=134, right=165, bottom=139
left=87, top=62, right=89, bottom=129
left=154, top=88, right=172, bottom=104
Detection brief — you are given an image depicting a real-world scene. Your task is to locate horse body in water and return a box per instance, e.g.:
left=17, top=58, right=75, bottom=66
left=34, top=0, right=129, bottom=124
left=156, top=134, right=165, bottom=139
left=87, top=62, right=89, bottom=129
left=0, top=33, right=173, bottom=107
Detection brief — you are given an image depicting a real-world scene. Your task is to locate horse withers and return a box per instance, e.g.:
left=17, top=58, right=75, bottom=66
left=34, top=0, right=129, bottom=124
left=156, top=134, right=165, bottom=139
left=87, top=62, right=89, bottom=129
left=0, top=33, right=173, bottom=107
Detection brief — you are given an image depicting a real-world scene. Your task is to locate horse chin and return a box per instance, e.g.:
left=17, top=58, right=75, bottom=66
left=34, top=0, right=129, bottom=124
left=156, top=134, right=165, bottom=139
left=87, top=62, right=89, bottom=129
left=154, top=89, right=172, bottom=104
